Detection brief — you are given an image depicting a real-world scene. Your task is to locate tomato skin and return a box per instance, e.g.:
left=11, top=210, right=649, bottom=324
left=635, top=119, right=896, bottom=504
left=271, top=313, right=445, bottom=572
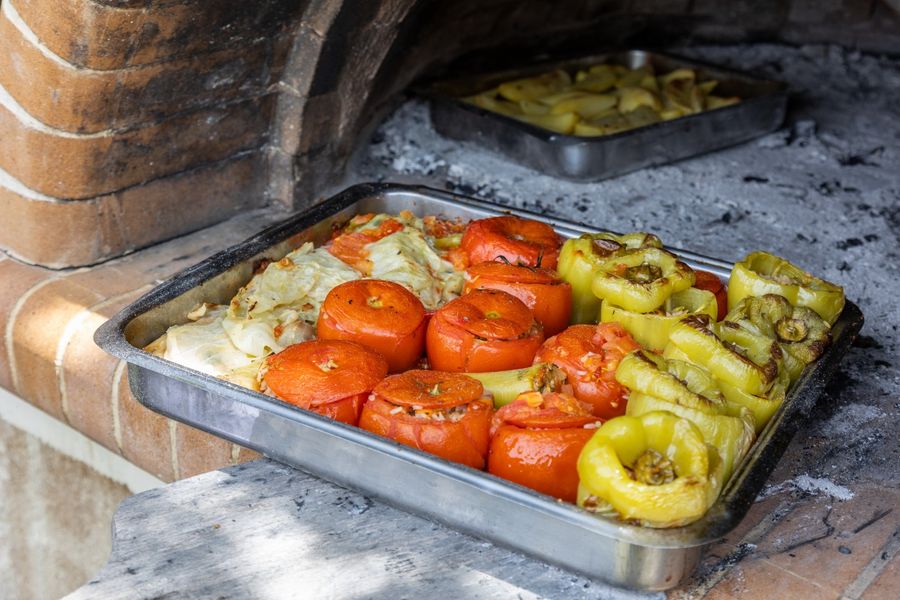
left=488, top=426, right=594, bottom=502
left=264, top=340, right=388, bottom=426
left=465, top=261, right=572, bottom=336
left=426, top=289, right=544, bottom=373
left=359, top=396, right=493, bottom=469
left=693, top=270, right=728, bottom=321
left=534, top=323, right=640, bottom=419
left=461, top=216, right=562, bottom=269
left=317, top=280, right=427, bottom=373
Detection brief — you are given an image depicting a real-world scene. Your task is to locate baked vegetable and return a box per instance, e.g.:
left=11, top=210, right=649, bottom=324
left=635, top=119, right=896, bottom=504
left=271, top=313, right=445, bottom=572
left=465, top=363, right=569, bottom=408
left=263, top=340, right=388, bottom=426
left=600, top=287, right=718, bottom=353
left=728, top=252, right=845, bottom=325
left=557, top=232, right=662, bottom=324
left=534, top=323, right=640, bottom=419
left=426, top=289, right=544, bottom=373
left=577, top=412, right=723, bottom=527
left=724, top=294, right=831, bottom=382
left=591, top=247, right=694, bottom=313
left=616, top=351, right=755, bottom=482
left=692, top=270, right=728, bottom=320
left=488, top=392, right=598, bottom=502
left=317, top=280, right=426, bottom=373
left=464, top=260, right=572, bottom=336
left=665, top=315, right=783, bottom=396
left=460, top=216, right=562, bottom=269
left=359, top=370, right=492, bottom=469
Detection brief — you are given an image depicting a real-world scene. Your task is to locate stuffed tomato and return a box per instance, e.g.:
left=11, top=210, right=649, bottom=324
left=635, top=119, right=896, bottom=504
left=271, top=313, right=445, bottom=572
left=359, top=370, right=493, bottom=469
left=460, top=216, right=562, bottom=269
left=534, top=322, right=640, bottom=419
left=488, top=392, right=598, bottom=502
left=317, top=279, right=426, bottom=373
left=263, top=340, right=388, bottom=425
left=426, top=289, right=544, bottom=372
left=464, top=261, right=572, bottom=336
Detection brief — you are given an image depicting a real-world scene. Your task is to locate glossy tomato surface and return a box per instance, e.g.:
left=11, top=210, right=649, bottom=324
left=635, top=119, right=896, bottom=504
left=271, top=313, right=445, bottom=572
left=426, top=289, right=543, bottom=372
left=465, top=261, right=572, bottom=336
left=693, top=269, right=728, bottom=320
left=360, top=371, right=492, bottom=469
left=317, top=279, right=426, bottom=372
left=461, top=216, right=562, bottom=269
left=534, top=323, right=639, bottom=419
left=264, top=340, right=388, bottom=425
left=488, top=392, right=596, bottom=502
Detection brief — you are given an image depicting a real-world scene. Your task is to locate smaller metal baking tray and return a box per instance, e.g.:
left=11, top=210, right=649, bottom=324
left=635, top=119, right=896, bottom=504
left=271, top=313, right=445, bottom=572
left=95, top=183, right=861, bottom=591
left=419, top=50, right=788, bottom=180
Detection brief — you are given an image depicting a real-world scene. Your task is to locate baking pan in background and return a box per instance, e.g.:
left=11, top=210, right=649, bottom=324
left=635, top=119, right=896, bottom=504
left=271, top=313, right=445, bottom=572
left=418, top=50, right=787, bottom=180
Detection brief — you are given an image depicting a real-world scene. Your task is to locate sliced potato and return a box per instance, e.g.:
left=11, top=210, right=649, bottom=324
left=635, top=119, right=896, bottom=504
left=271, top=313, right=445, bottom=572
left=519, top=100, right=551, bottom=115
left=537, top=90, right=587, bottom=106
left=639, top=75, right=660, bottom=93
left=550, top=93, right=618, bottom=118
left=464, top=92, right=523, bottom=117
left=618, top=86, right=662, bottom=113
left=574, top=70, right=617, bottom=93
left=498, top=69, right=571, bottom=102
left=574, top=112, right=632, bottom=137
left=623, top=106, right=662, bottom=128
left=698, top=80, right=718, bottom=95
left=659, top=68, right=696, bottom=85
left=615, top=66, right=655, bottom=89
left=514, top=112, right=578, bottom=134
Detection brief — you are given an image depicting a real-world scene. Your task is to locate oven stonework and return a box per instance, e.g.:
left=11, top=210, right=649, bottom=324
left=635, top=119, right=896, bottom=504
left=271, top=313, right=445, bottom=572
left=0, top=0, right=896, bottom=268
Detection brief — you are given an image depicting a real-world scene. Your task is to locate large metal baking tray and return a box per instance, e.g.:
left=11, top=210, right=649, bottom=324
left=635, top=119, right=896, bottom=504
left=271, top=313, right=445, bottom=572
left=95, top=183, right=862, bottom=591
left=419, top=50, right=788, bottom=181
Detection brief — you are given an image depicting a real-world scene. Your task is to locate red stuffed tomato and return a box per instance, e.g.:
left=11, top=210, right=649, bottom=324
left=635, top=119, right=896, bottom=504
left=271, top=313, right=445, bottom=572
left=464, top=261, right=572, bottom=336
left=426, top=289, right=544, bottom=373
left=317, top=279, right=426, bottom=373
left=263, top=340, right=388, bottom=426
left=488, top=391, right=598, bottom=502
left=460, top=216, right=562, bottom=269
left=692, top=269, right=728, bottom=320
left=534, top=322, right=640, bottom=419
left=359, top=370, right=493, bottom=469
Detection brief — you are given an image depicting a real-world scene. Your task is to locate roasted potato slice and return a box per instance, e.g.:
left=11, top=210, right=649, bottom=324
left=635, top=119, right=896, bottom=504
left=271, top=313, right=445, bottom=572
left=705, top=95, right=740, bottom=110
left=519, top=100, right=551, bottom=115
left=549, top=93, right=618, bottom=118
left=498, top=70, right=572, bottom=102
left=464, top=92, right=523, bottom=117
left=618, top=86, right=662, bottom=113
left=615, top=66, right=655, bottom=89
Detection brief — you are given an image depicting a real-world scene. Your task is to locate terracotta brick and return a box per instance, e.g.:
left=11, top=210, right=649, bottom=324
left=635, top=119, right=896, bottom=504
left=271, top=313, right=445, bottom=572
left=0, top=92, right=273, bottom=200
left=60, top=290, right=147, bottom=452
left=12, top=0, right=305, bottom=70
left=0, top=5, right=279, bottom=133
left=0, top=258, right=53, bottom=391
left=9, top=278, right=106, bottom=420
left=711, top=556, right=836, bottom=598
left=0, top=151, right=268, bottom=268
left=175, top=423, right=235, bottom=479
left=749, top=485, right=900, bottom=596
left=117, top=368, right=176, bottom=482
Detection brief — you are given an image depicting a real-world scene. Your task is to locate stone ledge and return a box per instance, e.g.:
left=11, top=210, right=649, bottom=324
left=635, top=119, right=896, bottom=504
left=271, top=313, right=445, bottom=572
left=0, top=209, right=290, bottom=481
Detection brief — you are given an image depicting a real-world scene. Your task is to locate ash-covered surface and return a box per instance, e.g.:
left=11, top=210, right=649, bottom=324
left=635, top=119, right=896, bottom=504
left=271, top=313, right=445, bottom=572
left=353, top=42, right=900, bottom=593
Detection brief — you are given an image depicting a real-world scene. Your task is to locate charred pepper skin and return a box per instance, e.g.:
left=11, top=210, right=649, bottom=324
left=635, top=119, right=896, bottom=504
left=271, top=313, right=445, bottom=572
left=615, top=351, right=755, bottom=483
left=724, top=294, right=831, bottom=382
left=728, top=252, right=845, bottom=325
left=666, top=314, right=783, bottom=397
left=591, top=247, right=695, bottom=314
left=576, top=412, right=723, bottom=528
left=557, top=232, right=662, bottom=324
left=600, top=287, right=718, bottom=353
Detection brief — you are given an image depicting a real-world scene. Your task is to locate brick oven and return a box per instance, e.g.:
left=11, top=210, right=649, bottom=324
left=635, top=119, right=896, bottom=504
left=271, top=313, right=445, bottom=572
left=1, top=0, right=898, bottom=597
